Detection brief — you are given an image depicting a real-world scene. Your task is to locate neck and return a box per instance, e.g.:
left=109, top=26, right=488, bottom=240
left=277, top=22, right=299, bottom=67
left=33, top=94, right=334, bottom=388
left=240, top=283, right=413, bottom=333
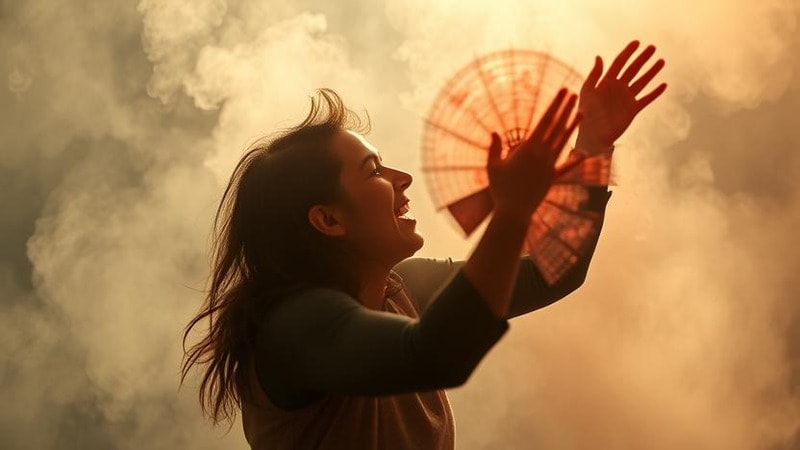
left=355, top=262, right=393, bottom=311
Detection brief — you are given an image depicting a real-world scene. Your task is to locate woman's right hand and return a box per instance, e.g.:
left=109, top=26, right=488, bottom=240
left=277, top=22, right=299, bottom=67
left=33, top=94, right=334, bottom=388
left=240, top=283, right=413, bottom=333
left=486, top=88, right=582, bottom=218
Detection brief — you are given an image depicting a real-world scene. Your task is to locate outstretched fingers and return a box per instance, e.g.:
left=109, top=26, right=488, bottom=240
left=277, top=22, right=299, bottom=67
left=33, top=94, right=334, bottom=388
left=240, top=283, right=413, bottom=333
left=552, top=112, right=582, bottom=155
left=630, top=58, right=666, bottom=96
left=529, top=88, right=568, bottom=143
left=605, top=40, right=640, bottom=82
left=635, top=82, right=668, bottom=113
left=544, top=93, right=577, bottom=149
left=619, top=44, right=655, bottom=84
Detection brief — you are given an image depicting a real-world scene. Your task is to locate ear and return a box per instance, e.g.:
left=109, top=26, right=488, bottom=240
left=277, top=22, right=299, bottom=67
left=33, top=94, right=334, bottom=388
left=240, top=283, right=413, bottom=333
left=308, top=204, right=347, bottom=237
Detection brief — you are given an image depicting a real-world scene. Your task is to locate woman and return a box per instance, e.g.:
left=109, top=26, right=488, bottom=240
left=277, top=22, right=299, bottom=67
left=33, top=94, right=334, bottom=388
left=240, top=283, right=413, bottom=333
left=181, top=40, right=666, bottom=449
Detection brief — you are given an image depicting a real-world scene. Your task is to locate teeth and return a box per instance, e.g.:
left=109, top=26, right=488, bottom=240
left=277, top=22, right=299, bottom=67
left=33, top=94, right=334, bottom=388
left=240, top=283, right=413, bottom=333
left=395, top=204, right=415, bottom=220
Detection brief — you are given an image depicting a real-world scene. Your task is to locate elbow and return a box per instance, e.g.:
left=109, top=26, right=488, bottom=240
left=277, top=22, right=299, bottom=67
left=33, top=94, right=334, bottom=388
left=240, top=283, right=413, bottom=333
left=572, top=273, right=587, bottom=290
left=434, top=367, right=471, bottom=389
left=429, top=357, right=480, bottom=389
left=554, top=273, right=585, bottom=299
left=566, top=265, right=590, bottom=292
left=548, top=273, right=585, bottom=303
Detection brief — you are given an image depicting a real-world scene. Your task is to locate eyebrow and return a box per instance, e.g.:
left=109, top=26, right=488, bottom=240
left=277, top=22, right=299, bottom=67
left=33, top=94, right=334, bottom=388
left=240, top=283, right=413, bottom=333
left=359, top=152, right=383, bottom=169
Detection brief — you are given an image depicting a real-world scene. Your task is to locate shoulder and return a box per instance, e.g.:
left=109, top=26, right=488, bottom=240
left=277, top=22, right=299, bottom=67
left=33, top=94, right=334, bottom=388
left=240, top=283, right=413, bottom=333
left=257, top=287, right=362, bottom=343
left=265, top=286, right=360, bottom=319
left=393, top=256, right=458, bottom=279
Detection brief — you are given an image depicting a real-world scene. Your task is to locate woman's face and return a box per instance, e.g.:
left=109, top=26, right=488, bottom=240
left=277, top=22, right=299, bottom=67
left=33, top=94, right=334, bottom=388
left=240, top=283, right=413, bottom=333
left=308, top=129, right=423, bottom=268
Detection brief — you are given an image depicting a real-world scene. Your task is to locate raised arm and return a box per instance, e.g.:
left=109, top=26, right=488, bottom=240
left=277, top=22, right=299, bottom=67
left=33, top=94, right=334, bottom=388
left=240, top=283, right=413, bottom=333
left=395, top=38, right=668, bottom=319
left=254, top=267, right=509, bottom=410
left=254, top=91, right=583, bottom=410
left=394, top=185, right=612, bottom=319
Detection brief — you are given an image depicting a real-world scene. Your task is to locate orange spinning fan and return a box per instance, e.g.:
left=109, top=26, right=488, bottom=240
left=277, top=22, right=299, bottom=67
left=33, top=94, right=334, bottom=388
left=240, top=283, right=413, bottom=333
left=420, top=49, right=616, bottom=286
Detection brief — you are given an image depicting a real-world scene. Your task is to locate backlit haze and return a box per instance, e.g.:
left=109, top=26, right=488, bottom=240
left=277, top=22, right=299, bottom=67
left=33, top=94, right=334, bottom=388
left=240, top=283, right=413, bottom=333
left=1, top=0, right=798, bottom=448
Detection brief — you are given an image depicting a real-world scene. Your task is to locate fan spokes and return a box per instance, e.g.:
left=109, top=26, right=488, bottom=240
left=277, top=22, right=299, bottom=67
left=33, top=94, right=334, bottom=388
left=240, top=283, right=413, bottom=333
left=420, top=48, right=610, bottom=286
left=527, top=204, right=602, bottom=286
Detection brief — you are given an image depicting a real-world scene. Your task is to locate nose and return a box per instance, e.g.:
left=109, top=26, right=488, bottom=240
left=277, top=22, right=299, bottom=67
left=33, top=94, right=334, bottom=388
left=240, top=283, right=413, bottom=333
left=393, top=167, right=413, bottom=192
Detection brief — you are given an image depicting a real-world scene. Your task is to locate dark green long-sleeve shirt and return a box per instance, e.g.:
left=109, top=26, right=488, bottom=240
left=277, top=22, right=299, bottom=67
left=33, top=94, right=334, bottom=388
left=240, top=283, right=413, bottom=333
left=243, top=187, right=612, bottom=449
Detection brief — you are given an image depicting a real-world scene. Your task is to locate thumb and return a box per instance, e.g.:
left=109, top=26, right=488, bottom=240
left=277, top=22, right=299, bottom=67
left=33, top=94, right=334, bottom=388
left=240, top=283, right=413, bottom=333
left=487, top=132, right=502, bottom=166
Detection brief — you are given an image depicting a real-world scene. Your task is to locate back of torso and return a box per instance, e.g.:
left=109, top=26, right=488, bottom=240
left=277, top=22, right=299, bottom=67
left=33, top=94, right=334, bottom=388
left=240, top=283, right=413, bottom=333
left=241, top=271, right=456, bottom=450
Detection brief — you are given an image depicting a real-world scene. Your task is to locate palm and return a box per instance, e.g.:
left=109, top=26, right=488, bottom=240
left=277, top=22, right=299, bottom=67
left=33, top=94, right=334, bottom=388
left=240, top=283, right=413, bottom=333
left=576, top=40, right=667, bottom=149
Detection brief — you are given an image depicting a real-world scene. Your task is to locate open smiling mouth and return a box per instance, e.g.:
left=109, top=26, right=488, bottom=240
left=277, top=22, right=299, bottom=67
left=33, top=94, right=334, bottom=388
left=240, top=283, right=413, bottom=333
left=394, top=203, right=416, bottom=223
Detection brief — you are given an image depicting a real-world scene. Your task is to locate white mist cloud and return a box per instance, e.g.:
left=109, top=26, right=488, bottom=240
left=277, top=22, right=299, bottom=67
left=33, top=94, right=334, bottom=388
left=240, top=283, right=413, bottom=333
left=139, top=0, right=228, bottom=104
left=1, top=0, right=798, bottom=449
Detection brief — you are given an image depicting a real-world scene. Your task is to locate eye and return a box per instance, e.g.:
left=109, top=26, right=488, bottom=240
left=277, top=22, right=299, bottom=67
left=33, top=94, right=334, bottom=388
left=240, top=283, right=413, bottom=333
left=370, top=165, right=383, bottom=176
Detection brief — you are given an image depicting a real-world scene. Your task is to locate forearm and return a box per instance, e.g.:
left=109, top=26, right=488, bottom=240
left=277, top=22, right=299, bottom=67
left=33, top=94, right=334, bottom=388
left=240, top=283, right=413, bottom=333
left=575, top=130, right=604, bottom=151
left=506, top=186, right=612, bottom=318
left=462, top=208, right=532, bottom=319
left=256, top=278, right=509, bottom=409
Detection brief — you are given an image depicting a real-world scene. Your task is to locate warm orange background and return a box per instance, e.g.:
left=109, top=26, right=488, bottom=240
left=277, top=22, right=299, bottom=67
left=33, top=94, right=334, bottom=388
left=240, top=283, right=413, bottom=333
left=1, top=0, right=798, bottom=448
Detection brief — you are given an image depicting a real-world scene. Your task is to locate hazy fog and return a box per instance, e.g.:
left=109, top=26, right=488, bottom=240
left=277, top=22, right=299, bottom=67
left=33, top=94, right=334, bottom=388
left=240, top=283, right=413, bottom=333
left=1, top=0, right=798, bottom=448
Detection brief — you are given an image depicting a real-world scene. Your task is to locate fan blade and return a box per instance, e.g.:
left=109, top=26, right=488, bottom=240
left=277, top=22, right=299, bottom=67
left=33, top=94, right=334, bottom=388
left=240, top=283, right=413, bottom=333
left=528, top=222, right=601, bottom=286
left=543, top=184, right=590, bottom=211
left=542, top=197, right=603, bottom=222
left=529, top=234, right=581, bottom=286
left=508, top=49, right=521, bottom=132
left=527, top=199, right=603, bottom=285
left=420, top=49, right=608, bottom=286
left=423, top=117, right=489, bottom=153
left=474, top=54, right=509, bottom=133
left=445, top=187, right=494, bottom=236
left=521, top=53, right=551, bottom=135
left=535, top=201, right=601, bottom=250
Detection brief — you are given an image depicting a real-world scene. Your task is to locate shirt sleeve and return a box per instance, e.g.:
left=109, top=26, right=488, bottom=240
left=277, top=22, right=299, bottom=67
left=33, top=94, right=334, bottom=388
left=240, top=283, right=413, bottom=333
left=394, top=186, right=613, bottom=319
left=254, top=267, right=510, bottom=410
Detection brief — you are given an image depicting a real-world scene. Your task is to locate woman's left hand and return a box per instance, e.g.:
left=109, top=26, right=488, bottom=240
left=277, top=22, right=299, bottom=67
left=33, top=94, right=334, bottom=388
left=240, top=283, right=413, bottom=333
left=575, top=40, right=667, bottom=151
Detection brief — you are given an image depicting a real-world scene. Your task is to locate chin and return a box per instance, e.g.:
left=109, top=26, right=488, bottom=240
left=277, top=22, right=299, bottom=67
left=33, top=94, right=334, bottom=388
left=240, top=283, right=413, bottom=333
left=388, top=231, right=423, bottom=262
left=404, top=232, right=424, bottom=256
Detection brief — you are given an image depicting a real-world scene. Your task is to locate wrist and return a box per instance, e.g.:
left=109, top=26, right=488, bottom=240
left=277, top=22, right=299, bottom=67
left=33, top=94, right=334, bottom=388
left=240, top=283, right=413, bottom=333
left=573, top=142, right=615, bottom=156
left=575, top=134, right=614, bottom=154
left=493, top=206, right=534, bottom=225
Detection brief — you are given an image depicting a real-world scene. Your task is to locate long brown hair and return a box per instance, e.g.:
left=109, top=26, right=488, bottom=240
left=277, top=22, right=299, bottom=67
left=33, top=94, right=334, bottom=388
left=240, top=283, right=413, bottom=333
left=180, top=88, right=371, bottom=427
